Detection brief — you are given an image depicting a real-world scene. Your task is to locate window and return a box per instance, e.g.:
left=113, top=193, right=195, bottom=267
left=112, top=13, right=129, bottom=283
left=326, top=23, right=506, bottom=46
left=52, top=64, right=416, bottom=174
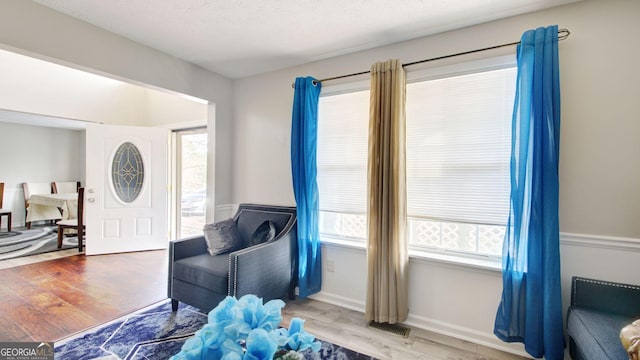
left=317, top=58, right=515, bottom=259
left=173, top=127, right=208, bottom=239
left=406, top=68, right=515, bottom=257
left=111, top=142, right=144, bottom=203
left=317, top=90, right=369, bottom=241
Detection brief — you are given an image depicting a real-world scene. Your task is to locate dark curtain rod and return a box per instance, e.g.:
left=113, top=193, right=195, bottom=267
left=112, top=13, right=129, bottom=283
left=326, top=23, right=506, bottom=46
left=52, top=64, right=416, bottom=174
left=292, top=28, right=570, bottom=87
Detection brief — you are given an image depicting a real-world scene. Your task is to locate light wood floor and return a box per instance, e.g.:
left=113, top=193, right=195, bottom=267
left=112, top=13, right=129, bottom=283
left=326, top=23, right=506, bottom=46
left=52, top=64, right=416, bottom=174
left=0, top=249, right=527, bottom=359
left=283, top=299, right=528, bottom=360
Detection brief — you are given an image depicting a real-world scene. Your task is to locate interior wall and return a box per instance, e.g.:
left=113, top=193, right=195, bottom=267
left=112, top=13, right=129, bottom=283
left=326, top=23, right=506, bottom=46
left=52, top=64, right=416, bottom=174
left=0, top=48, right=144, bottom=126
left=144, top=92, right=207, bottom=127
left=232, top=0, right=640, bottom=356
left=0, top=0, right=234, bottom=210
left=0, top=122, right=83, bottom=227
left=232, top=0, right=640, bottom=239
left=0, top=48, right=208, bottom=127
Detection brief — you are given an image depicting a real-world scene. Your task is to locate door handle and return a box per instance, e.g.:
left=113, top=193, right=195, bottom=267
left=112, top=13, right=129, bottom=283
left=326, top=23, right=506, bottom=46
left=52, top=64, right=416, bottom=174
left=87, top=198, right=95, bottom=203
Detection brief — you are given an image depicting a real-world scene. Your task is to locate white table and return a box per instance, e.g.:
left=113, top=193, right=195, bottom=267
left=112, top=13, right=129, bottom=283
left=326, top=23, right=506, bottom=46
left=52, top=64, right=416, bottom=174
left=26, top=193, right=79, bottom=223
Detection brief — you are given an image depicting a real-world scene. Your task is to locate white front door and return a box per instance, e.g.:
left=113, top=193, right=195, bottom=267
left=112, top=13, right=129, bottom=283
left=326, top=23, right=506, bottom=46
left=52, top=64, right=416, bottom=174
left=85, top=124, right=168, bottom=255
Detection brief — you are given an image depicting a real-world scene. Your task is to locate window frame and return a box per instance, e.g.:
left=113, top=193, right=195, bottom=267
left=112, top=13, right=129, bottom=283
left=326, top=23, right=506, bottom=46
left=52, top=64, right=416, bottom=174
left=317, top=55, right=516, bottom=267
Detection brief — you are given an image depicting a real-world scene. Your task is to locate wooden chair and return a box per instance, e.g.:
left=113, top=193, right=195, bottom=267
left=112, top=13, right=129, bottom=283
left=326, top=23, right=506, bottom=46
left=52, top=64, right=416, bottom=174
left=23, top=182, right=54, bottom=229
left=57, top=188, right=85, bottom=252
left=52, top=181, right=81, bottom=194
left=0, top=183, right=12, bottom=232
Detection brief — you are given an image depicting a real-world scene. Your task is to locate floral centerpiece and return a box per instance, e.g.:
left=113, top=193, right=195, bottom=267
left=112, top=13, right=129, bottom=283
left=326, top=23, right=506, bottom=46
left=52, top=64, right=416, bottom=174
left=170, top=295, right=321, bottom=360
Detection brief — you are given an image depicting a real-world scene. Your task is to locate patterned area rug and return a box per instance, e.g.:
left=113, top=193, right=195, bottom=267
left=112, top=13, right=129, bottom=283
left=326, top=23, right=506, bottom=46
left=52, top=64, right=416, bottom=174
left=0, top=226, right=77, bottom=260
left=55, top=300, right=377, bottom=360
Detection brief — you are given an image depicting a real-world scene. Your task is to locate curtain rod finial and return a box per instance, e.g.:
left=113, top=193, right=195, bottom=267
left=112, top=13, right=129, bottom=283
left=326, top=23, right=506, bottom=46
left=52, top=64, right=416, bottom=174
left=291, top=79, right=320, bottom=88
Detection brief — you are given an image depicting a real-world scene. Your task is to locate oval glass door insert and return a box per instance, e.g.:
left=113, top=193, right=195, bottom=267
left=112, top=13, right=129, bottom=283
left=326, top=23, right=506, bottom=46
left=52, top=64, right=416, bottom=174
left=111, top=142, right=144, bottom=203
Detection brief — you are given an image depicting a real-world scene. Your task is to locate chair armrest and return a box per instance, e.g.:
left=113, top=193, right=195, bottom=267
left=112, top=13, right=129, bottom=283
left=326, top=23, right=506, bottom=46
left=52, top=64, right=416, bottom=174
left=229, top=231, right=295, bottom=301
left=168, top=235, right=208, bottom=298
left=169, top=235, right=208, bottom=261
left=571, top=276, right=640, bottom=318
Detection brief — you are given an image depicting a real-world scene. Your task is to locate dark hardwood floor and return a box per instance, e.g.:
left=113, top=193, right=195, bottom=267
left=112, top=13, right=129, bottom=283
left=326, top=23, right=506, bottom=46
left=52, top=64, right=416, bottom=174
left=0, top=250, right=168, bottom=342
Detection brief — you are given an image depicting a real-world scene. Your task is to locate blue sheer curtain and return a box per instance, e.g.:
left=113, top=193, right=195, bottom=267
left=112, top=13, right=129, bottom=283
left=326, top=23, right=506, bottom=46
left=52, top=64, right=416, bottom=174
left=494, top=25, right=564, bottom=360
left=291, top=76, right=322, bottom=298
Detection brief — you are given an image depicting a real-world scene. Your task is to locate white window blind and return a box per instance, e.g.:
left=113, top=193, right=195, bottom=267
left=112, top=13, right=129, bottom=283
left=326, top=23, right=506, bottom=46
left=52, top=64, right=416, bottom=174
left=317, top=90, right=369, bottom=215
left=317, top=90, right=369, bottom=240
left=406, top=68, right=515, bottom=226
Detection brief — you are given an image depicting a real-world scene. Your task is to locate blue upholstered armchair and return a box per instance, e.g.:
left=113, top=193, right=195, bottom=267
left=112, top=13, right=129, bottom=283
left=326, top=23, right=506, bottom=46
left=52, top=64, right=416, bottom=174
left=168, top=204, right=298, bottom=312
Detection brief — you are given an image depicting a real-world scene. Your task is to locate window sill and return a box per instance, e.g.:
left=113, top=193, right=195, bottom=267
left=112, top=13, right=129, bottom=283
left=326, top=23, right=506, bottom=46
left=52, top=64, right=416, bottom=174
left=319, top=236, right=502, bottom=273
left=408, top=248, right=501, bottom=272
left=319, top=236, right=366, bottom=251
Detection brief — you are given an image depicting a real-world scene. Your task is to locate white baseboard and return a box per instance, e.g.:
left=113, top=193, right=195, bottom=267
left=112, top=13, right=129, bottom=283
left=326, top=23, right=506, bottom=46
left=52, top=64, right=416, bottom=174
left=308, top=292, right=365, bottom=313
left=309, top=290, right=531, bottom=358
left=404, top=313, right=530, bottom=358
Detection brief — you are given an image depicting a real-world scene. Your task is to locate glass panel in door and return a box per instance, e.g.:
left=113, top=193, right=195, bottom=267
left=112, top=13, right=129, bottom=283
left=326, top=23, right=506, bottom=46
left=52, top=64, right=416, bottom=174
left=176, top=128, right=207, bottom=238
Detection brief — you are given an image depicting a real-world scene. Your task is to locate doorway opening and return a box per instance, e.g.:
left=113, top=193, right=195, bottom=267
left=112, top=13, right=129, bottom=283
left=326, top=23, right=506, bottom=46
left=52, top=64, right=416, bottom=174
left=173, top=127, right=208, bottom=239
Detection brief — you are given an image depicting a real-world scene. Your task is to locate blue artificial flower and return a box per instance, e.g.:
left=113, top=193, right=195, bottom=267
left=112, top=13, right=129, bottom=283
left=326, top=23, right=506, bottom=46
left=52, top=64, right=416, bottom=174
left=223, top=317, right=252, bottom=343
left=238, top=295, right=286, bottom=331
left=244, top=328, right=278, bottom=360
left=281, top=318, right=321, bottom=352
left=172, top=295, right=319, bottom=359
left=169, top=336, right=204, bottom=360
left=223, top=295, right=286, bottom=342
left=209, top=296, right=240, bottom=331
left=260, top=299, right=286, bottom=331
left=198, top=323, right=227, bottom=359
left=219, top=338, right=244, bottom=360
left=221, top=352, right=243, bottom=360
left=288, top=318, right=303, bottom=335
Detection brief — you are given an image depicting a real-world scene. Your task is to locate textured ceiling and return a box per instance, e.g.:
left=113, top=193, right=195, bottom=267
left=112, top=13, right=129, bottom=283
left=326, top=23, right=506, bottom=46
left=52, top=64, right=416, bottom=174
left=34, top=0, right=579, bottom=79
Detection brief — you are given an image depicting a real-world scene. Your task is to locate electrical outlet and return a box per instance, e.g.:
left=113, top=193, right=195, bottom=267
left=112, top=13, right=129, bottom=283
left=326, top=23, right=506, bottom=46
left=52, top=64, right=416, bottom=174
left=326, top=260, right=335, bottom=272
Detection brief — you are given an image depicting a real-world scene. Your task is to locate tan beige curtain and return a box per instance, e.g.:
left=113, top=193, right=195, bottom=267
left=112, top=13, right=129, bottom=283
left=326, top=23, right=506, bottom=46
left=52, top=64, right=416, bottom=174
left=366, top=59, right=409, bottom=324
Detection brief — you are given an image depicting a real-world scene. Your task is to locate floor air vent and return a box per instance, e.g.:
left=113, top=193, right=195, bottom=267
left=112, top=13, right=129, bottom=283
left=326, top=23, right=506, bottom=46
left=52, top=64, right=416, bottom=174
left=367, top=321, right=411, bottom=338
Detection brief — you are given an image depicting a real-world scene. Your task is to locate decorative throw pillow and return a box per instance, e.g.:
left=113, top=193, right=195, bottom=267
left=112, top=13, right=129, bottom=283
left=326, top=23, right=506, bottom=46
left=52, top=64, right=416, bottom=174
left=247, top=220, right=276, bottom=247
left=203, top=218, right=244, bottom=256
